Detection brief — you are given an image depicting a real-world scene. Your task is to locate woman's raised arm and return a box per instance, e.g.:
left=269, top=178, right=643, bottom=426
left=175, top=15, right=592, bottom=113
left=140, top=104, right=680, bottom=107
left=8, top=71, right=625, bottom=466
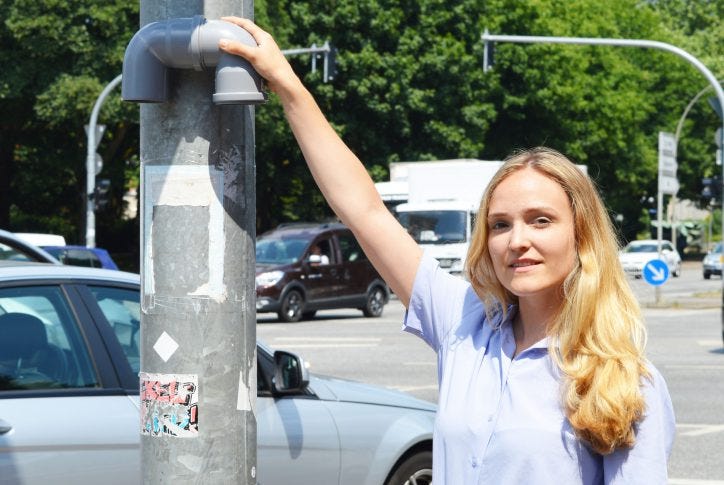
left=219, top=17, right=423, bottom=306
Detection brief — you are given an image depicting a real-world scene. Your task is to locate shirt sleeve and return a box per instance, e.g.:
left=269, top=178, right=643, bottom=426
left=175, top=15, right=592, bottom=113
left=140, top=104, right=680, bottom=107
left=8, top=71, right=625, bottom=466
left=603, top=364, right=676, bottom=484
left=403, top=252, right=475, bottom=351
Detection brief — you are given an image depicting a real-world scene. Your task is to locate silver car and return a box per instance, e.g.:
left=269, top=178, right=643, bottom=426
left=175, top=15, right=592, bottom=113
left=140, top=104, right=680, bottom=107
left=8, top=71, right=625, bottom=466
left=0, top=261, right=434, bottom=485
left=702, top=243, right=723, bottom=280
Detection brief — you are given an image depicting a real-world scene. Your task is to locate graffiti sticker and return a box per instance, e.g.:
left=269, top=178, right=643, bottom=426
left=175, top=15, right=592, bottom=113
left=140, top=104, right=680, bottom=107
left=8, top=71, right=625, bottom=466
left=140, top=372, right=199, bottom=437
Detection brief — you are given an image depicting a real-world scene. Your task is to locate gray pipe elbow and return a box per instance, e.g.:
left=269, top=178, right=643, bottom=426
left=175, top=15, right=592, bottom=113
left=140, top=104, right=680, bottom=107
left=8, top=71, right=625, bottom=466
left=122, top=16, right=266, bottom=105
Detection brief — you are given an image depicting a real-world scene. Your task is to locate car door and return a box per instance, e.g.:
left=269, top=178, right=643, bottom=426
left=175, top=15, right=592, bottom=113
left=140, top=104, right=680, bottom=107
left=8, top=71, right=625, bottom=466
left=256, top=350, right=340, bottom=484
left=303, top=236, right=341, bottom=305
left=336, top=231, right=372, bottom=301
left=0, top=281, right=140, bottom=485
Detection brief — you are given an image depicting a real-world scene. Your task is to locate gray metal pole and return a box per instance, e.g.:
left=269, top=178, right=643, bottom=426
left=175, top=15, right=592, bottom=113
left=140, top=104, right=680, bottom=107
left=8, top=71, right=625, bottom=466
left=139, top=2, right=256, bottom=484
left=85, top=74, right=122, bottom=247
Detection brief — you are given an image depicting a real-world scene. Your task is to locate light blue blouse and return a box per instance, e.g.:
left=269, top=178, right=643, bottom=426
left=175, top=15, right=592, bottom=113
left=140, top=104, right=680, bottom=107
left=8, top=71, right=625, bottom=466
left=403, top=254, right=675, bottom=484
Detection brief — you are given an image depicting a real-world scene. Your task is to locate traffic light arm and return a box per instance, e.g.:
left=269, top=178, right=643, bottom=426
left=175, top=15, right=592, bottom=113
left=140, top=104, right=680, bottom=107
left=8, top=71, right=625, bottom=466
left=479, top=32, right=723, bottom=130
left=281, top=41, right=337, bottom=82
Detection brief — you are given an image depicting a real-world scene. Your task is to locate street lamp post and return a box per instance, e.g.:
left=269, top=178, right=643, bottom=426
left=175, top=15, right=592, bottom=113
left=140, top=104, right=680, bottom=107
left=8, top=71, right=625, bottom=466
left=85, top=74, right=122, bottom=248
left=673, top=81, right=723, bottom=256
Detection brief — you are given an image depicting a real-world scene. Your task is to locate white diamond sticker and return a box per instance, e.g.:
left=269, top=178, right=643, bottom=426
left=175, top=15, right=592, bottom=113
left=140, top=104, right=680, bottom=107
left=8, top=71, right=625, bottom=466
left=153, top=331, right=179, bottom=362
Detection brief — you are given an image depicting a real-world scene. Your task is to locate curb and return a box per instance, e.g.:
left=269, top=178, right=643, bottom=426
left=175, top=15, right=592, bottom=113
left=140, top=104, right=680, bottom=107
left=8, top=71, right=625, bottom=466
left=641, top=298, right=720, bottom=310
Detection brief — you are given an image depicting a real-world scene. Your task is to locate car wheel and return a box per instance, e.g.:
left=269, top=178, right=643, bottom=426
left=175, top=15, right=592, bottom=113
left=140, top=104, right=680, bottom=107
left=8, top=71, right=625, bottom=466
left=704, top=271, right=711, bottom=280
left=673, top=263, right=681, bottom=277
left=302, top=310, right=317, bottom=320
left=384, top=450, right=432, bottom=485
left=362, top=286, right=386, bottom=318
left=278, top=290, right=304, bottom=322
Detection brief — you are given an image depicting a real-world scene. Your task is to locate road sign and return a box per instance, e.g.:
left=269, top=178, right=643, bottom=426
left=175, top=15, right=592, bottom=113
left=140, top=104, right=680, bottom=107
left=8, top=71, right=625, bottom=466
left=658, top=132, right=678, bottom=195
left=658, top=177, right=680, bottom=193
left=643, top=259, right=669, bottom=286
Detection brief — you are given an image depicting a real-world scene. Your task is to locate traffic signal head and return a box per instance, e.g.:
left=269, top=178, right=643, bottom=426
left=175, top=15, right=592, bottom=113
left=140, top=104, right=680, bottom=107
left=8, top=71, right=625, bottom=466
left=701, top=176, right=722, bottom=205
left=92, top=178, right=111, bottom=211
left=325, top=46, right=338, bottom=82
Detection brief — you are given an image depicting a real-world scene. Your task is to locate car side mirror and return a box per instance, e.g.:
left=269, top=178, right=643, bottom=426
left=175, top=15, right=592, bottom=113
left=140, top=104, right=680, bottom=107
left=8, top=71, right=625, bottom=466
left=307, top=254, right=322, bottom=264
left=272, top=350, right=310, bottom=395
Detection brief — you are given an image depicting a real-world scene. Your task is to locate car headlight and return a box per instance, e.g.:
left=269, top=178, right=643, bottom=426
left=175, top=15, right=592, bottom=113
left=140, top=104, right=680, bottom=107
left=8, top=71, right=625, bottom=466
left=256, top=270, right=284, bottom=288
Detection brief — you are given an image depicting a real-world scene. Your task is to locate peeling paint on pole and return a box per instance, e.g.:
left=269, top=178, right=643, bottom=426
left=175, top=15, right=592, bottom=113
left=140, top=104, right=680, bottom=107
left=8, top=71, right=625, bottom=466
left=142, top=164, right=226, bottom=309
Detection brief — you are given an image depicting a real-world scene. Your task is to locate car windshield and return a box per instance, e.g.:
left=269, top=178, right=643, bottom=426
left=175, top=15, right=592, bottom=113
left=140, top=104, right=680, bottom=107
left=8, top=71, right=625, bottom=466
left=625, top=243, right=659, bottom=253
left=712, top=243, right=723, bottom=254
left=397, top=210, right=467, bottom=244
left=256, top=237, right=310, bottom=264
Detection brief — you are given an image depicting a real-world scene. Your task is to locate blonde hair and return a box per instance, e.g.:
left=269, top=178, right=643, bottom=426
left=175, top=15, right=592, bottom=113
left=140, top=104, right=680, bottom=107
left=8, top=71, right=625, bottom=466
left=465, top=147, right=648, bottom=455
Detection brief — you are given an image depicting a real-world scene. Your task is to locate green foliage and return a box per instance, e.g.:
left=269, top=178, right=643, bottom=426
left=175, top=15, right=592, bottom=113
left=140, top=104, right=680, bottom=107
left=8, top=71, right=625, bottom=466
left=255, top=0, right=494, bottom=230
left=1, top=0, right=721, bottom=247
left=0, top=0, right=138, bottom=247
left=654, top=0, right=723, bottom=216
left=252, top=0, right=722, bottom=239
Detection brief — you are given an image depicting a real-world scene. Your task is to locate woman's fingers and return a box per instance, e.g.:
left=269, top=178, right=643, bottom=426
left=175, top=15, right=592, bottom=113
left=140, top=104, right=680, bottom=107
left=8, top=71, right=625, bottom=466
left=218, top=37, right=253, bottom=59
left=220, top=16, right=270, bottom=44
left=217, top=16, right=294, bottom=91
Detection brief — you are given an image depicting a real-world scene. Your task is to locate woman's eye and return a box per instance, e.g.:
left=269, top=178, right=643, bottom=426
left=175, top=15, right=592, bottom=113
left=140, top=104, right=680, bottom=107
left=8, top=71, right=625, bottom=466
left=533, top=217, right=552, bottom=227
left=490, top=221, right=508, bottom=230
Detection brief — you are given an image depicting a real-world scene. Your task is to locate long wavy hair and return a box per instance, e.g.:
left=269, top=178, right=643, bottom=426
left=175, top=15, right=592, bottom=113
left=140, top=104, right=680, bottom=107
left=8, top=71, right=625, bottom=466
left=465, top=147, right=648, bottom=455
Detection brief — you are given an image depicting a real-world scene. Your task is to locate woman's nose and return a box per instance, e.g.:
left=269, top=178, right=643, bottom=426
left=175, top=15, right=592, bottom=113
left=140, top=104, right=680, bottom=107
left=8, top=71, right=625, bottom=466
left=508, top=223, right=531, bottom=251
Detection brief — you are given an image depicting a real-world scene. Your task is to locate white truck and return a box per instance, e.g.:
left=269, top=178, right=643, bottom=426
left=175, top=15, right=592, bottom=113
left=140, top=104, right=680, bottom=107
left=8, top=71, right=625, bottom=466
left=375, top=158, right=588, bottom=276
left=375, top=159, right=503, bottom=276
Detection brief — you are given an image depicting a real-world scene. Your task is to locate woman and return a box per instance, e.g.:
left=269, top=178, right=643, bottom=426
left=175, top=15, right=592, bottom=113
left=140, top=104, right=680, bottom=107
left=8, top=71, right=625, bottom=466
left=219, top=17, right=675, bottom=483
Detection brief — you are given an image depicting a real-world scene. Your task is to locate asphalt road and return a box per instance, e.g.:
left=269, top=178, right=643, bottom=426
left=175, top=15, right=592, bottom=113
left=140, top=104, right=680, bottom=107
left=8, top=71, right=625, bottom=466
left=258, top=261, right=724, bottom=482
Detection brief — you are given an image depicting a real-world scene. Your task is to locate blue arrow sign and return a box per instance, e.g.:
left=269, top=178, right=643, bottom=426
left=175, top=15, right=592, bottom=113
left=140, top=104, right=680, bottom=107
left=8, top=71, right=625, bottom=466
left=643, top=259, right=669, bottom=286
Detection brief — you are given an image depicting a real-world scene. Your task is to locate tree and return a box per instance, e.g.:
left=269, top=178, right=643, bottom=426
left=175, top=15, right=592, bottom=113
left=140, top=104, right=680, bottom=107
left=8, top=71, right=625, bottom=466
left=2, top=0, right=721, bottom=251
left=254, top=0, right=494, bottom=231
left=253, top=0, right=721, bottom=241
left=653, top=0, right=723, bottom=216
left=0, top=1, right=139, bottom=252
left=478, top=0, right=721, bottom=241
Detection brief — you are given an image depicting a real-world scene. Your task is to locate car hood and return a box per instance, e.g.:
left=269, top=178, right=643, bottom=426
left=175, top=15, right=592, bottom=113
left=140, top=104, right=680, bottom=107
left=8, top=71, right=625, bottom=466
left=309, top=374, right=437, bottom=413
left=703, top=253, right=722, bottom=263
left=256, top=263, right=292, bottom=274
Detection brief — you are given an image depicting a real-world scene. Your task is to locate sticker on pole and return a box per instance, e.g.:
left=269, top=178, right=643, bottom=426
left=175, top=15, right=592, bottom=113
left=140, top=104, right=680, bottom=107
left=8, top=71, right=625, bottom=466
left=643, top=259, right=669, bottom=286
left=140, top=373, right=199, bottom=438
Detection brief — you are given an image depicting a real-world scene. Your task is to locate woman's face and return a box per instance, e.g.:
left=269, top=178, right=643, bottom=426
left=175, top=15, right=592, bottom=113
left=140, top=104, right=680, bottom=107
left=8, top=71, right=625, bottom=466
left=486, top=168, right=577, bottom=305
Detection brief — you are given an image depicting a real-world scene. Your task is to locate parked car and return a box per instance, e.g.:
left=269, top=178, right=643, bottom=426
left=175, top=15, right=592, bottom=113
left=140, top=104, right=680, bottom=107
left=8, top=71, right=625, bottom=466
left=0, top=261, right=434, bottom=485
left=0, top=229, right=60, bottom=264
left=40, top=245, right=119, bottom=270
left=618, top=239, right=682, bottom=278
left=14, top=233, right=66, bottom=247
left=256, top=222, right=390, bottom=322
left=702, top=243, right=723, bottom=279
